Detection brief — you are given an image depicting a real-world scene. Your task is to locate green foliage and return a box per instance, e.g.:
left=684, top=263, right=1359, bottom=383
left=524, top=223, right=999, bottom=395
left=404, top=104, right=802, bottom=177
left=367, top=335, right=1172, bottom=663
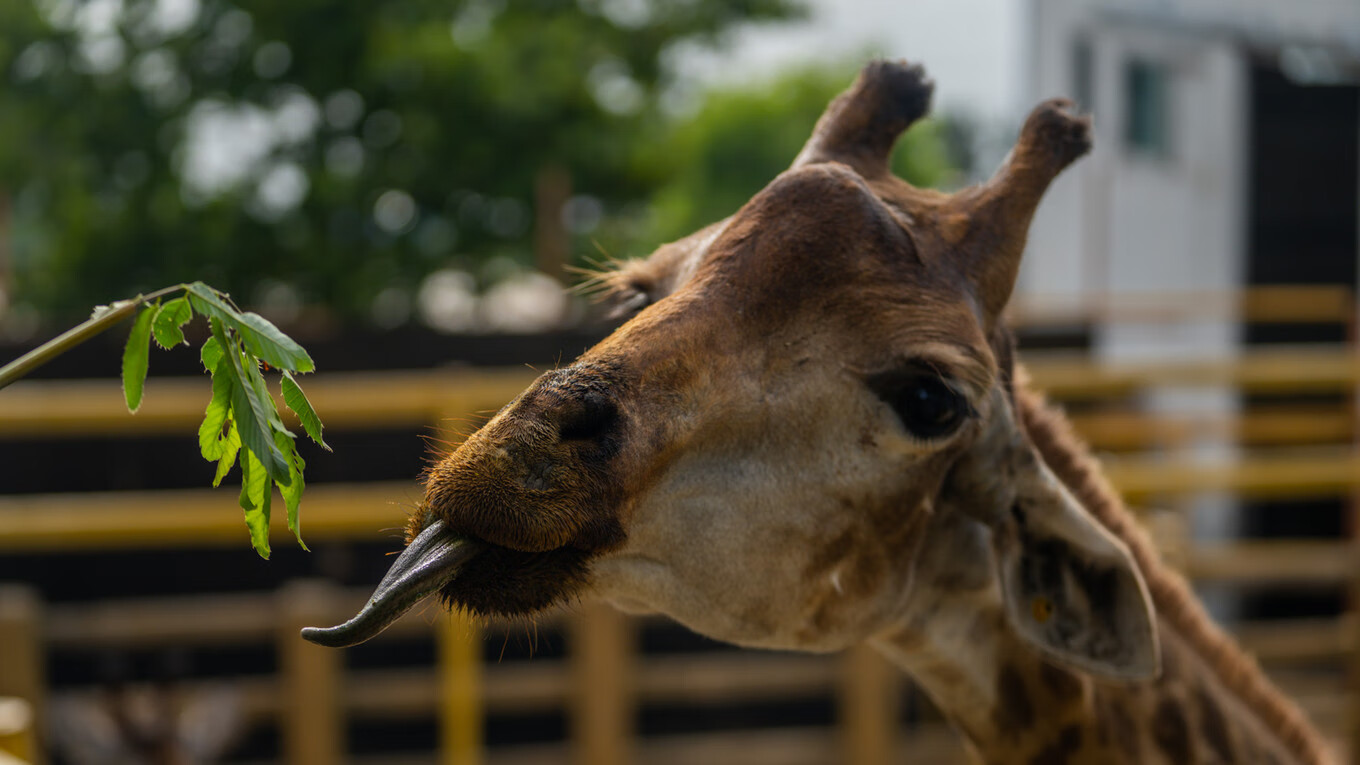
left=213, top=318, right=287, bottom=488
left=151, top=297, right=193, bottom=349
left=638, top=63, right=957, bottom=249
left=0, top=280, right=325, bottom=557
left=199, top=360, right=234, bottom=462
left=181, top=281, right=330, bottom=557
left=188, top=283, right=314, bottom=373
left=212, top=424, right=241, bottom=489
left=282, top=371, right=328, bottom=451
left=121, top=304, right=156, bottom=412
left=239, top=448, right=273, bottom=558
left=0, top=0, right=802, bottom=323
left=166, top=282, right=327, bottom=557
left=200, top=336, right=224, bottom=372
left=276, top=429, right=308, bottom=550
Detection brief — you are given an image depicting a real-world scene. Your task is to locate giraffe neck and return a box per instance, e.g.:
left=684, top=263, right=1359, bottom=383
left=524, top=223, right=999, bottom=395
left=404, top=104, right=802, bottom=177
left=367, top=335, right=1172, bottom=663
left=874, top=603, right=1309, bottom=764
left=1011, top=375, right=1333, bottom=764
left=858, top=373, right=1335, bottom=764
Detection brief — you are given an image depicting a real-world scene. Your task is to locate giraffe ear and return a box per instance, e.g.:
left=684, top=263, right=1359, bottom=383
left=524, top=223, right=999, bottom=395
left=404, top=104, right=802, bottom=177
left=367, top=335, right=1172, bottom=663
left=947, top=391, right=1159, bottom=681
left=590, top=220, right=723, bottom=319
left=992, top=473, right=1161, bottom=681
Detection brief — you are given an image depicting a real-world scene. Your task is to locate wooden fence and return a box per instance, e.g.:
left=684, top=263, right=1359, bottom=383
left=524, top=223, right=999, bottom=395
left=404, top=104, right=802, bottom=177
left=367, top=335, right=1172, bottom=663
left=1, top=285, right=1358, bottom=763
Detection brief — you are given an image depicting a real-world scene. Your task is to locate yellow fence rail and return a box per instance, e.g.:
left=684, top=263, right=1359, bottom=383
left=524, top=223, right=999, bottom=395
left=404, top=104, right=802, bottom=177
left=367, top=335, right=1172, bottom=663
left=1, top=288, right=1358, bottom=763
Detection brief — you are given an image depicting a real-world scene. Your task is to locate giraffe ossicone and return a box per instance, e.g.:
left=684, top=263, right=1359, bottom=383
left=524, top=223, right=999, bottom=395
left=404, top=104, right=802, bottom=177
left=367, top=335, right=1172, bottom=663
left=308, top=60, right=1334, bottom=765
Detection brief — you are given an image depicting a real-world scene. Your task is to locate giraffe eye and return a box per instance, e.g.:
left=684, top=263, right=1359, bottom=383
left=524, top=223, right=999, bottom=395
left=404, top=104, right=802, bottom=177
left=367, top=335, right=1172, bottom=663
left=869, top=370, right=972, bottom=440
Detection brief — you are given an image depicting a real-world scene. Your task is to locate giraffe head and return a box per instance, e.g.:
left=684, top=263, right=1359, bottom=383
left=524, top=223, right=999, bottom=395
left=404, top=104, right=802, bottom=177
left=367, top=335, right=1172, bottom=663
left=307, top=60, right=1159, bottom=681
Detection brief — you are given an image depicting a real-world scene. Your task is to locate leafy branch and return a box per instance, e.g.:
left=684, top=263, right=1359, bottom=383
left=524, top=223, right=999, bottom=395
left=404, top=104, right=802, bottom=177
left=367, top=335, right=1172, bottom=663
left=0, top=282, right=327, bottom=559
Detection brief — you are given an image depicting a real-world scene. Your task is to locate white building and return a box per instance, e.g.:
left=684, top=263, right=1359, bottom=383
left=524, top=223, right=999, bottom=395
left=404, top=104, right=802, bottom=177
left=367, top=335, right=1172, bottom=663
left=1022, top=0, right=1359, bottom=616
left=1023, top=0, right=1359, bottom=359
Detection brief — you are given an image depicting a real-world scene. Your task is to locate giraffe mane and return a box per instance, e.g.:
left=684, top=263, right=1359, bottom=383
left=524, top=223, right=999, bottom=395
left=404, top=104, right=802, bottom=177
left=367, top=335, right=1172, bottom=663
left=1014, top=368, right=1335, bottom=765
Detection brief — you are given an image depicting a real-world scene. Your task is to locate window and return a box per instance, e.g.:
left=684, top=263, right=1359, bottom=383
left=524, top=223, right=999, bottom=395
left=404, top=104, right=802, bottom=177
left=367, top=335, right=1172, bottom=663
left=1124, top=58, right=1171, bottom=156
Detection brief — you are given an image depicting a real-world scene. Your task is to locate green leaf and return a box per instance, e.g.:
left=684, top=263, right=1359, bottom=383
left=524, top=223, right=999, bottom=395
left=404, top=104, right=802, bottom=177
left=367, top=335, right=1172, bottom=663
left=200, top=336, right=223, bottom=373
left=236, top=312, right=315, bottom=373
left=122, top=303, right=156, bottom=412
left=186, top=282, right=314, bottom=374
left=243, top=353, right=295, bottom=441
left=213, top=419, right=241, bottom=488
left=281, top=371, right=330, bottom=451
left=186, top=282, right=244, bottom=327
left=198, top=357, right=234, bottom=461
left=276, top=431, right=309, bottom=550
left=231, top=365, right=290, bottom=484
left=211, top=318, right=292, bottom=486
left=239, top=448, right=272, bottom=559
left=151, top=297, right=192, bottom=349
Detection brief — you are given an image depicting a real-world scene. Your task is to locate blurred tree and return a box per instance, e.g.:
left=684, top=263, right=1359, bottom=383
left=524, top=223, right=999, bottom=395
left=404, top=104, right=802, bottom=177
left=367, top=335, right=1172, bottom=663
left=0, top=0, right=801, bottom=325
left=632, top=62, right=958, bottom=251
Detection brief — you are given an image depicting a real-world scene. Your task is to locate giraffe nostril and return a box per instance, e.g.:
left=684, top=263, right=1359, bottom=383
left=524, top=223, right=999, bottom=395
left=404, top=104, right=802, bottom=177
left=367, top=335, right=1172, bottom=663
left=558, top=391, right=618, bottom=443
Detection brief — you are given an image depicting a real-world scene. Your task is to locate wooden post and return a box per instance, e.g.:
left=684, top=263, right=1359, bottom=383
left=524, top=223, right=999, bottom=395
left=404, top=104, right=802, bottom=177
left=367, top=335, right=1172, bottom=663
left=0, top=698, right=35, bottom=763
left=438, top=610, right=483, bottom=765
left=278, top=580, right=345, bottom=765
left=1346, top=290, right=1360, bottom=765
left=568, top=600, right=633, bottom=765
left=839, top=643, right=899, bottom=765
left=0, top=586, right=43, bottom=765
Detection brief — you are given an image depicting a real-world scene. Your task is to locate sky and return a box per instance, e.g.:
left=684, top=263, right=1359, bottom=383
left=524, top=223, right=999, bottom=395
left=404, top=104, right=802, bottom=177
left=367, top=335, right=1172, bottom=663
left=680, top=0, right=1026, bottom=123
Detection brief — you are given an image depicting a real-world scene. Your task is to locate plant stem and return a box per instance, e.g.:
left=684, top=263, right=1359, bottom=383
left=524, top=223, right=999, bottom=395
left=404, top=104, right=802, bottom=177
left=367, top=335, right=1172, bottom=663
left=0, top=284, right=185, bottom=391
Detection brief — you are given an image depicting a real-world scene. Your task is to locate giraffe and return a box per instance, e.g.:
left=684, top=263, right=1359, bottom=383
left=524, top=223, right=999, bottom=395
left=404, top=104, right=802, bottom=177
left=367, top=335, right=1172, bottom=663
left=306, top=60, right=1336, bottom=764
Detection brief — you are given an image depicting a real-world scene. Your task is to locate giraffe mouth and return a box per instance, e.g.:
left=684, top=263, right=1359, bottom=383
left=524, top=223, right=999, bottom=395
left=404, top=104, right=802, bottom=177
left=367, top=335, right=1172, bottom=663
left=301, top=520, right=599, bottom=648
left=300, top=521, right=482, bottom=648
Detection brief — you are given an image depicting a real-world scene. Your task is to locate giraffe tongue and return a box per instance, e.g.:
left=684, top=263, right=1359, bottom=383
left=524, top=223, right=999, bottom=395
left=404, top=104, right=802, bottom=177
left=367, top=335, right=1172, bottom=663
left=300, top=521, right=484, bottom=648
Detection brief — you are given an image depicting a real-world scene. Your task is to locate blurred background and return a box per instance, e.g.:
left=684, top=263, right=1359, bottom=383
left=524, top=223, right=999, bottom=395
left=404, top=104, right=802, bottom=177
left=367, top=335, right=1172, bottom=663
left=0, top=0, right=1357, bottom=762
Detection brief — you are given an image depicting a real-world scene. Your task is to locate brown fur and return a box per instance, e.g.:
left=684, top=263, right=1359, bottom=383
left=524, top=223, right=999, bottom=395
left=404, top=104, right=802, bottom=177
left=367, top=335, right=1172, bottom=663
left=385, top=59, right=1334, bottom=764
left=793, top=59, right=934, bottom=178
left=589, top=220, right=724, bottom=318
left=1014, top=373, right=1333, bottom=765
